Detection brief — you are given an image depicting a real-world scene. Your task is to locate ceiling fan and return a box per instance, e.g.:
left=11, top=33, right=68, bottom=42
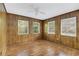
left=28, top=4, right=46, bottom=16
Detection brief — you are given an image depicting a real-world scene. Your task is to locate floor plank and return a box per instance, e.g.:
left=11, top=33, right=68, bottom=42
left=6, top=40, right=79, bottom=56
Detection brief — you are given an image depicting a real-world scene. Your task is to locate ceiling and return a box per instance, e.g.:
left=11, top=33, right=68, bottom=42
left=4, top=3, right=79, bottom=20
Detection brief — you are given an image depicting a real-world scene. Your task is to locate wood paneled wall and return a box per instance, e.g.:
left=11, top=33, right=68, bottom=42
left=0, top=3, right=6, bottom=55
left=2, top=6, right=79, bottom=52
left=6, top=13, right=43, bottom=46
left=43, top=10, right=79, bottom=49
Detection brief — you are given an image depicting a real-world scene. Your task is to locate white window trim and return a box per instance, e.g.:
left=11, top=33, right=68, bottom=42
left=33, top=22, right=40, bottom=34
left=48, top=21, right=55, bottom=34
left=18, top=20, right=29, bottom=35
left=61, top=17, right=76, bottom=37
left=45, top=23, right=48, bottom=33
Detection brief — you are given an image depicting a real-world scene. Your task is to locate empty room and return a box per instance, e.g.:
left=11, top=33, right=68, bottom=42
left=0, top=3, right=79, bottom=56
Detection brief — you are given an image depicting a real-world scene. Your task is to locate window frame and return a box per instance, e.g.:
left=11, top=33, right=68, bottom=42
left=61, top=17, right=76, bottom=37
left=45, top=23, right=48, bottom=33
left=48, top=21, right=55, bottom=34
left=18, top=20, right=29, bottom=35
left=32, top=22, right=40, bottom=34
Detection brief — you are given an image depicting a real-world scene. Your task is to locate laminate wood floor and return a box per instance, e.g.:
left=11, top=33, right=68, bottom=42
left=6, top=40, right=79, bottom=56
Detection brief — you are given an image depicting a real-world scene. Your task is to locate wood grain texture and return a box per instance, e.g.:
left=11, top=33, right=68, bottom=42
left=0, top=4, right=79, bottom=56
left=6, top=40, right=79, bottom=56
left=0, top=3, right=6, bottom=55
left=43, top=10, right=79, bottom=49
left=6, top=13, right=42, bottom=46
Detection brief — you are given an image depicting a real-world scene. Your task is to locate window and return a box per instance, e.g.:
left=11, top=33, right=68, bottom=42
left=18, top=20, right=29, bottom=35
left=33, top=22, right=40, bottom=34
left=48, top=21, right=55, bottom=34
left=61, top=17, right=76, bottom=37
left=45, top=23, right=48, bottom=33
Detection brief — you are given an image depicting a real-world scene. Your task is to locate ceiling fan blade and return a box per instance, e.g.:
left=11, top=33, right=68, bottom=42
left=28, top=4, right=46, bottom=15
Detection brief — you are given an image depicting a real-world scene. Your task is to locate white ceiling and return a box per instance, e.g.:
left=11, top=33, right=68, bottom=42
left=4, top=3, right=79, bottom=20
